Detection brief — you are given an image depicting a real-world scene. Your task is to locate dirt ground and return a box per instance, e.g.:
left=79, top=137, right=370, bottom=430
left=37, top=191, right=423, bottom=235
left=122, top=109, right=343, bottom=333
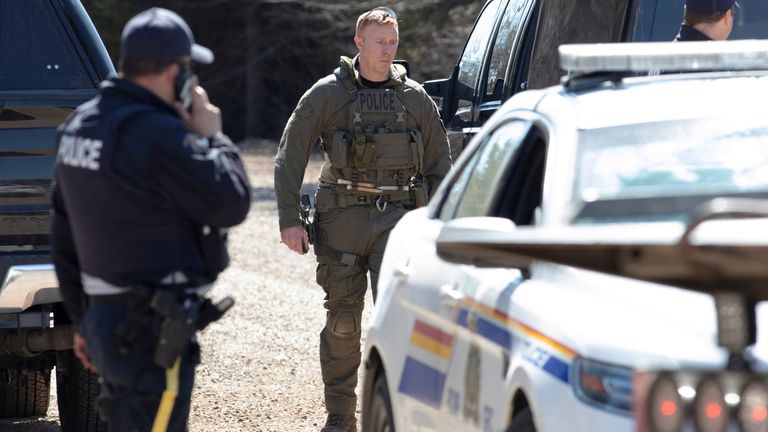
left=0, top=148, right=373, bottom=431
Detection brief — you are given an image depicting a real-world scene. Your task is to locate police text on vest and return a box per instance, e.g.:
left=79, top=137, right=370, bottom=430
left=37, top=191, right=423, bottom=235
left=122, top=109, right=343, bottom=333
left=358, top=90, right=396, bottom=112
left=57, top=134, right=103, bottom=171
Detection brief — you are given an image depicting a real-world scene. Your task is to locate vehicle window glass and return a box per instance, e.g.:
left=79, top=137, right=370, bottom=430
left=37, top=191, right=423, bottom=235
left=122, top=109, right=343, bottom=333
left=484, top=0, right=526, bottom=101
left=574, top=117, right=768, bottom=222
left=439, top=146, right=484, bottom=222
left=635, top=0, right=768, bottom=41
left=527, top=0, right=628, bottom=90
left=457, top=0, right=501, bottom=106
left=0, top=0, right=91, bottom=89
left=453, top=121, right=530, bottom=218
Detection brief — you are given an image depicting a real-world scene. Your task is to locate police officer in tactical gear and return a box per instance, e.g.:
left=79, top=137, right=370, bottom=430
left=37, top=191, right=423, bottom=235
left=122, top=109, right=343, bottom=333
left=675, top=0, right=737, bottom=41
left=274, top=7, right=451, bottom=432
left=52, top=7, right=251, bottom=431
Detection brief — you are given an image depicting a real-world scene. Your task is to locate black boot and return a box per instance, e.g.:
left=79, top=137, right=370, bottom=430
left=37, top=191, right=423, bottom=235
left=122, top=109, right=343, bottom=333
left=321, top=413, right=357, bottom=432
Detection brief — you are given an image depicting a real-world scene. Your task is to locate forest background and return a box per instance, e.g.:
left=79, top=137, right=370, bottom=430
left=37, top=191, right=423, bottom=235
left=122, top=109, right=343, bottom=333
left=81, top=0, right=486, bottom=142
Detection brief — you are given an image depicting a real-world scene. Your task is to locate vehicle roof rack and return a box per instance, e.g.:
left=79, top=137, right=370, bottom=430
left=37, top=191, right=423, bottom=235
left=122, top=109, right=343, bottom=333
left=559, top=40, right=768, bottom=91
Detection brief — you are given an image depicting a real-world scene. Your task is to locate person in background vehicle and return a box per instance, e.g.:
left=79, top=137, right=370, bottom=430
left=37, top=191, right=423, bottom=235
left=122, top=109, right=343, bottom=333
left=675, top=0, right=738, bottom=41
left=52, top=7, right=251, bottom=432
left=274, top=6, right=451, bottom=431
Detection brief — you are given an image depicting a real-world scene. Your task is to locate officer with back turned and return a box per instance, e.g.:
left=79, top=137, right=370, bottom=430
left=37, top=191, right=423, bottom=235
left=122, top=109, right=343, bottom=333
left=52, top=8, right=251, bottom=431
left=274, top=6, right=451, bottom=431
left=675, top=0, right=738, bottom=41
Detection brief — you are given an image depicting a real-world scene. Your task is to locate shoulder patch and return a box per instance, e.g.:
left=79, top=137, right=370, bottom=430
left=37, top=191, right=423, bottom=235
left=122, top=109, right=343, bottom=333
left=183, top=133, right=210, bottom=153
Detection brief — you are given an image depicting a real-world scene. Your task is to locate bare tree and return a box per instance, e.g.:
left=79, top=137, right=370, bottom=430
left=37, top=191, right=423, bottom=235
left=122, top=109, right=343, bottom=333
left=81, top=0, right=485, bottom=141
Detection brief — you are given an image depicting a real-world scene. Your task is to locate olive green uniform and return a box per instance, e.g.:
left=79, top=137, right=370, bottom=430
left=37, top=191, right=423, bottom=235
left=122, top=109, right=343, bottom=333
left=275, top=55, right=451, bottom=415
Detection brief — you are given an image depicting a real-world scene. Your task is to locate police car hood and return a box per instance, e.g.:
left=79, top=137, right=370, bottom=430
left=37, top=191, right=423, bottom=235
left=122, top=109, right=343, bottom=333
left=512, top=265, right=741, bottom=368
left=436, top=212, right=768, bottom=368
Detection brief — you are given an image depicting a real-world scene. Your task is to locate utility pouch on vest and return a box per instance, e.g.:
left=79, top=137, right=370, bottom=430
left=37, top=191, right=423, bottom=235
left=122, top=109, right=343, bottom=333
left=409, top=129, right=425, bottom=174
left=371, top=132, right=413, bottom=170
left=353, top=133, right=376, bottom=168
left=411, top=180, right=429, bottom=208
left=329, top=131, right=349, bottom=169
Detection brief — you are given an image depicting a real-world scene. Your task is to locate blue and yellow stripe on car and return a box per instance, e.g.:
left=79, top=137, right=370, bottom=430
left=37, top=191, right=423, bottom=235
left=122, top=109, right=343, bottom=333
left=458, top=298, right=576, bottom=384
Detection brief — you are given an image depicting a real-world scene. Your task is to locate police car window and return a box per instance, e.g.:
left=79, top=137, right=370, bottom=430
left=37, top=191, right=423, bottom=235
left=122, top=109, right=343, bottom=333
left=483, top=0, right=527, bottom=101
left=452, top=120, right=530, bottom=218
left=458, top=0, right=501, bottom=104
left=574, top=118, right=768, bottom=223
left=0, top=0, right=92, bottom=90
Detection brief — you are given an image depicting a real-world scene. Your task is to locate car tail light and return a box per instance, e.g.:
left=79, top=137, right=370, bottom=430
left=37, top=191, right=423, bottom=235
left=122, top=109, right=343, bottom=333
left=647, top=373, right=684, bottom=432
left=738, top=379, right=768, bottom=432
left=693, top=376, right=727, bottom=432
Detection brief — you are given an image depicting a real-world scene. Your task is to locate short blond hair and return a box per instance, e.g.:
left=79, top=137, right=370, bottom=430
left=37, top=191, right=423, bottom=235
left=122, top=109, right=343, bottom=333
left=355, top=7, right=398, bottom=36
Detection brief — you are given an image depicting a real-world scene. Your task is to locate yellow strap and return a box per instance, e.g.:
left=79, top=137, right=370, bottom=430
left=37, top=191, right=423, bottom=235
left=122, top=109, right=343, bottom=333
left=151, top=357, right=181, bottom=432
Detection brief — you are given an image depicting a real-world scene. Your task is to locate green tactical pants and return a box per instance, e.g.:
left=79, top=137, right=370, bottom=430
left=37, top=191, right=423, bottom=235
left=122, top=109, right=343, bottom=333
left=315, top=201, right=409, bottom=415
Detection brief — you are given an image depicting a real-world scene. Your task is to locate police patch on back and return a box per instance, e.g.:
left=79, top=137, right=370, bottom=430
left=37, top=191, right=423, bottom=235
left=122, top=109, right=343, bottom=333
left=357, top=89, right=398, bottom=112
left=57, top=133, right=103, bottom=171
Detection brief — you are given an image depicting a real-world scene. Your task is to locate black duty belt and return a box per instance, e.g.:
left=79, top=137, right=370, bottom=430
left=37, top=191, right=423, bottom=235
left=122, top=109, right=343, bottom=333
left=334, top=191, right=414, bottom=209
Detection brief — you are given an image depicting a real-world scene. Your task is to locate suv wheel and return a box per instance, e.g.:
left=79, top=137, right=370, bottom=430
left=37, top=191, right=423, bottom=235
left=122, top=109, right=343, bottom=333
left=56, top=350, right=106, bottom=432
left=365, top=371, right=395, bottom=432
left=0, top=367, right=50, bottom=418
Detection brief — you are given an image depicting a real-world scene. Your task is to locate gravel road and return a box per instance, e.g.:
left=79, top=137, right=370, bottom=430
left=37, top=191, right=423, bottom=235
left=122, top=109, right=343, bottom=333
left=0, top=149, right=373, bottom=431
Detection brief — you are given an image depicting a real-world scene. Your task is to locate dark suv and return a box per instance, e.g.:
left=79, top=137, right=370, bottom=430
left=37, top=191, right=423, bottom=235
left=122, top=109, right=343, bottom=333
left=0, top=0, right=113, bottom=430
left=427, top=0, right=768, bottom=160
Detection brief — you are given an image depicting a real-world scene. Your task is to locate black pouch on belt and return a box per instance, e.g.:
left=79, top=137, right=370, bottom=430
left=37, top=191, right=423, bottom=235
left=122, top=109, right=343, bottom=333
left=197, top=225, right=229, bottom=279
left=411, top=178, right=429, bottom=208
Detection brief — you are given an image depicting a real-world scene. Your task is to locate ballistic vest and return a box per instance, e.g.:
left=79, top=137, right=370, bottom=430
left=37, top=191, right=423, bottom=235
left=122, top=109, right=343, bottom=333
left=323, top=65, right=424, bottom=192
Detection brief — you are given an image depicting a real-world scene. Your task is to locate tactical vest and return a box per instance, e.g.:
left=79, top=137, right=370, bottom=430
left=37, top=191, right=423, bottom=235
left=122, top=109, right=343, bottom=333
left=322, top=76, right=424, bottom=196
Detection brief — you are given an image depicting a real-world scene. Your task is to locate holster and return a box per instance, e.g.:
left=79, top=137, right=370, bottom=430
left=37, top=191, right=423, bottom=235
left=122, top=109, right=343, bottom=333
left=150, top=291, right=200, bottom=369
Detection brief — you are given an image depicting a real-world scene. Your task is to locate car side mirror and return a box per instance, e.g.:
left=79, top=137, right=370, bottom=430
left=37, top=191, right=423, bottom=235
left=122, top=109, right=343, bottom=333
left=435, top=217, right=531, bottom=268
left=424, top=65, right=463, bottom=125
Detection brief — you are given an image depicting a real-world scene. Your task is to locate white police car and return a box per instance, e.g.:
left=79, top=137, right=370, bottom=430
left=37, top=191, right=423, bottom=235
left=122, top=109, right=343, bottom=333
left=361, top=41, right=768, bottom=432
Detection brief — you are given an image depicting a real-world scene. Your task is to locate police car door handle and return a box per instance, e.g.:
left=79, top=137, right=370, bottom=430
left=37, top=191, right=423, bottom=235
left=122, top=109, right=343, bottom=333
left=393, top=263, right=411, bottom=284
left=439, top=285, right=464, bottom=308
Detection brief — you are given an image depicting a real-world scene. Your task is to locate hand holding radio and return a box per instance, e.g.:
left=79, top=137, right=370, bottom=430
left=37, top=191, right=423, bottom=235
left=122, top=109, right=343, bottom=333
left=174, top=75, right=222, bottom=138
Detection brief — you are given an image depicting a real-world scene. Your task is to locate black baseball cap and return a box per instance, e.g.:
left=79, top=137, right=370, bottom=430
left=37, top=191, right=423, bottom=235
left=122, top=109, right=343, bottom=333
left=686, top=0, right=739, bottom=13
left=121, top=8, right=213, bottom=64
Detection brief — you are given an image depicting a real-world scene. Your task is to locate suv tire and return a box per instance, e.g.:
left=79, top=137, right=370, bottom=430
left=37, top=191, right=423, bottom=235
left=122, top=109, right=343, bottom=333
left=56, top=350, right=106, bottom=432
left=0, top=367, right=50, bottom=418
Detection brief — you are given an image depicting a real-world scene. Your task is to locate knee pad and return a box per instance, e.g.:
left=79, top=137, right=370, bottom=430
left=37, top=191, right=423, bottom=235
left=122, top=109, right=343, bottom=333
left=328, top=310, right=358, bottom=336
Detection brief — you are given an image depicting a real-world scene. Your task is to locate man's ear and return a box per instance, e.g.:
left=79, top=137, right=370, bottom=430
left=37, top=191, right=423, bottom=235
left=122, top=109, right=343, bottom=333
left=166, top=62, right=180, bottom=82
left=354, top=34, right=363, bottom=50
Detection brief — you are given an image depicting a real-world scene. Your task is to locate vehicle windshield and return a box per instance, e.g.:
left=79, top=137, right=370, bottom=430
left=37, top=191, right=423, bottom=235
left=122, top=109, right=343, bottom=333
left=573, top=117, right=768, bottom=223
left=0, top=0, right=93, bottom=89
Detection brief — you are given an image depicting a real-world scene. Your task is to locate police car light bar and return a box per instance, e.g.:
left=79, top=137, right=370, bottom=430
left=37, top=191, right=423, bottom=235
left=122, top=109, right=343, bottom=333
left=560, top=40, right=768, bottom=73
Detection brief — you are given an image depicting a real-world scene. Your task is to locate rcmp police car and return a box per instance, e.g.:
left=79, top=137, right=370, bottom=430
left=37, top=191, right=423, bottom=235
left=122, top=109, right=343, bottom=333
left=362, top=41, right=768, bottom=432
